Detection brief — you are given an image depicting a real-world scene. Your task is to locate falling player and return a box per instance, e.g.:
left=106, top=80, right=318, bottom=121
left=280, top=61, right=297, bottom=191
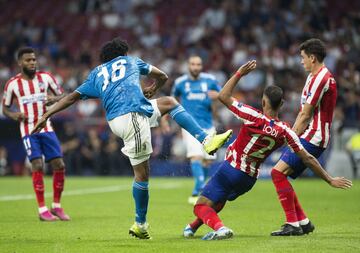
left=2, top=47, right=70, bottom=221
left=183, top=60, right=352, bottom=240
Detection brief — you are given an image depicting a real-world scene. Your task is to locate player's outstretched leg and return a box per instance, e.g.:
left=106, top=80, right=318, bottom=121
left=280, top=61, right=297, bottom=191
left=156, top=97, right=233, bottom=154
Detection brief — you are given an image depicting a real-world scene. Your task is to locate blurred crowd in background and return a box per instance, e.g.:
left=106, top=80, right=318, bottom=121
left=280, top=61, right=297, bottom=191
left=0, top=0, right=359, bottom=176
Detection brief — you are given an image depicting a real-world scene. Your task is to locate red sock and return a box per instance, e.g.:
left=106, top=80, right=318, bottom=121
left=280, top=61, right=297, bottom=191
left=271, top=169, right=298, bottom=223
left=194, top=204, right=224, bottom=231
left=53, top=169, right=65, bottom=204
left=32, top=170, right=45, bottom=207
left=294, top=193, right=307, bottom=221
left=189, top=202, right=226, bottom=230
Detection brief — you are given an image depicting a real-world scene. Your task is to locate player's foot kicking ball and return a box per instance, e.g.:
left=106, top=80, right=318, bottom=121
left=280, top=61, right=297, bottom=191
left=271, top=224, right=304, bottom=236
left=183, top=224, right=196, bottom=238
left=39, top=210, right=58, bottom=221
left=129, top=222, right=152, bottom=239
left=301, top=221, right=315, bottom=234
left=203, top=130, right=233, bottom=155
left=202, top=227, right=234, bottom=240
left=51, top=208, right=71, bottom=221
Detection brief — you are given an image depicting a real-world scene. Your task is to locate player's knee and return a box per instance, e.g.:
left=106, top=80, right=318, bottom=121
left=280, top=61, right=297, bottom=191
left=162, top=96, right=178, bottom=110
left=50, top=158, right=65, bottom=171
left=31, top=160, right=43, bottom=171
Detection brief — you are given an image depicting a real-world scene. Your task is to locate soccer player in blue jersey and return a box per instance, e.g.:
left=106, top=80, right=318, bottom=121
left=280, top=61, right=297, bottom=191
left=172, top=55, right=221, bottom=204
left=32, top=38, right=232, bottom=239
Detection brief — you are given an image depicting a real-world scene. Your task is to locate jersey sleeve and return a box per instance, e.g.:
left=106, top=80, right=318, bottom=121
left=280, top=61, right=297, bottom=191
left=45, top=72, right=63, bottom=95
left=2, top=80, right=14, bottom=106
left=171, top=79, right=181, bottom=97
left=306, top=74, right=331, bottom=106
left=209, top=78, right=221, bottom=92
left=284, top=126, right=304, bottom=152
left=136, top=57, right=152, bottom=75
left=229, top=101, right=262, bottom=124
left=75, top=71, right=100, bottom=100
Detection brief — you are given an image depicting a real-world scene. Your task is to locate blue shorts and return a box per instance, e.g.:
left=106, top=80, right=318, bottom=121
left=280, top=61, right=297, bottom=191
left=201, top=161, right=257, bottom=203
left=280, top=138, right=325, bottom=179
left=22, top=132, right=63, bottom=162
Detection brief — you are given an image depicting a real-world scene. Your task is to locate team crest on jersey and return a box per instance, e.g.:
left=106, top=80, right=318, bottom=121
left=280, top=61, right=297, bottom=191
left=38, top=82, right=45, bottom=92
left=185, top=82, right=190, bottom=92
left=201, top=82, right=208, bottom=92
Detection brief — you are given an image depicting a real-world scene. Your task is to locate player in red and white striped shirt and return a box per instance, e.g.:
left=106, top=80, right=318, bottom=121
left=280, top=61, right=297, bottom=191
left=183, top=61, right=351, bottom=240
left=2, top=47, right=70, bottom=221
left=271, top=39, right=344, bottom=236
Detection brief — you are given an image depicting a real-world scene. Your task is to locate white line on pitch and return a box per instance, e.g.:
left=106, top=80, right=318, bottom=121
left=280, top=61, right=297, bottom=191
left=0, top=182, right=183, bottom=202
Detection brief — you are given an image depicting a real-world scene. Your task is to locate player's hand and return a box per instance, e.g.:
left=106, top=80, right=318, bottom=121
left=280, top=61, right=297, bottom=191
left=329, top=177, right=352, bottom=189
left=45, top=95, right=57, bottom=106
left=143, top=84, right=157, bottom=99
left=13, top=112, right=27, bottom=122
left=237, top=60, right=257, bottom=76
left=207, top=90, right=218, bottom=100
left=31, top=117, right=47, bottom=134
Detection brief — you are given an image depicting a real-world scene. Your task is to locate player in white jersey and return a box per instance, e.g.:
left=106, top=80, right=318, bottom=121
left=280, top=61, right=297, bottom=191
left=172, top=55, right=221, bottom=204
left=2, top=47, right=70, bottom=221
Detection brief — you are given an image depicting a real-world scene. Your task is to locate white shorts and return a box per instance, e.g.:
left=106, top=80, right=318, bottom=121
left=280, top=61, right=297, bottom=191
left=182, top=127, right=216, bottom=160
left=149, top=99, right=162, bottom=128
left=108, top=112, right=152, bottom=166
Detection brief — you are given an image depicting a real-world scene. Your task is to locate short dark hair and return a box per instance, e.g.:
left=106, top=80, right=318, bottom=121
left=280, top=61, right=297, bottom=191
left=17, top=47, right=35, bottom=60
left=299, top=38, right=326, bottom=62
left=264, top=85, right=283, bottom=109
left=100, top=38, right=129, bottom=63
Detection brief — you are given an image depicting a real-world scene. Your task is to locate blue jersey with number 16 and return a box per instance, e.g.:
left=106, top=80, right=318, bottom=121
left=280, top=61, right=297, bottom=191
left=76, top=56, right=154, bottom=121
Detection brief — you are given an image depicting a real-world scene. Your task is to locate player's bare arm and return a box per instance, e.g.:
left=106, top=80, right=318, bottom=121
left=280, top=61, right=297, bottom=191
left=218, top=60, right=256, bottom=108
left=143, top=66, right=168, bottom=98
left=32, top=91, right=81, bottom=134
left=296, top=149, right=352, bottom=189
left=46, top=93, right=66, bottom=106
left=2, top=106, right=27, bottom=121
left=292, top=103, right=314, bottom=135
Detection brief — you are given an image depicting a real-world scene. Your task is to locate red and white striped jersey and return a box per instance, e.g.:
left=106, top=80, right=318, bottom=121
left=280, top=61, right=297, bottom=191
left=300, top=66, right=337, bottom=148
left=225, top=101, right=303, bottom=178
left=2, top=72, right=63, bottom=137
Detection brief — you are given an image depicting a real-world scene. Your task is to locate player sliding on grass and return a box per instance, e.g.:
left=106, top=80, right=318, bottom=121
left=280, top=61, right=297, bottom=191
left=31, top=38, right=232, bottom=239
left=183, top=60, right=352, bottom=240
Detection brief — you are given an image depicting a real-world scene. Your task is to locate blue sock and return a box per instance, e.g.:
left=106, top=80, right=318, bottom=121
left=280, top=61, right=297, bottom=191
left=132, top=181, right=149, bottom=224
left=169, top=105, right=207, bottom=143
left=191, top=160, right=205, bottom=196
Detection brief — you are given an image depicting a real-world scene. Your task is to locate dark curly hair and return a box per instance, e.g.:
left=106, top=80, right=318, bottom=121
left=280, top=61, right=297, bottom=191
left=100, top=38, right=129, bottom=63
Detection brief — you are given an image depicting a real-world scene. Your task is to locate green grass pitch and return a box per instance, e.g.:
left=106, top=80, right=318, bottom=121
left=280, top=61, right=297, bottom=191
left=0, top=177, right=359, bottom=253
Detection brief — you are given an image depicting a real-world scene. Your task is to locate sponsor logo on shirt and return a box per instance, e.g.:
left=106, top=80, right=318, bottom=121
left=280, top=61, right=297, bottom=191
left=186, top=92, right=206, bottom=100
left=19, top=94, right=46, bottom=104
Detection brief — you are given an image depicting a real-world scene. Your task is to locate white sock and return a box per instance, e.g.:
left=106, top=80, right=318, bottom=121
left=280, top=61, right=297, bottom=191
left=299, top=218, right=309, bottom=226
left=287, top=221, right=300, bottom=227
left=52, top=202, right=61, bottom=208
left=38, top=206, right=48, bottom=213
